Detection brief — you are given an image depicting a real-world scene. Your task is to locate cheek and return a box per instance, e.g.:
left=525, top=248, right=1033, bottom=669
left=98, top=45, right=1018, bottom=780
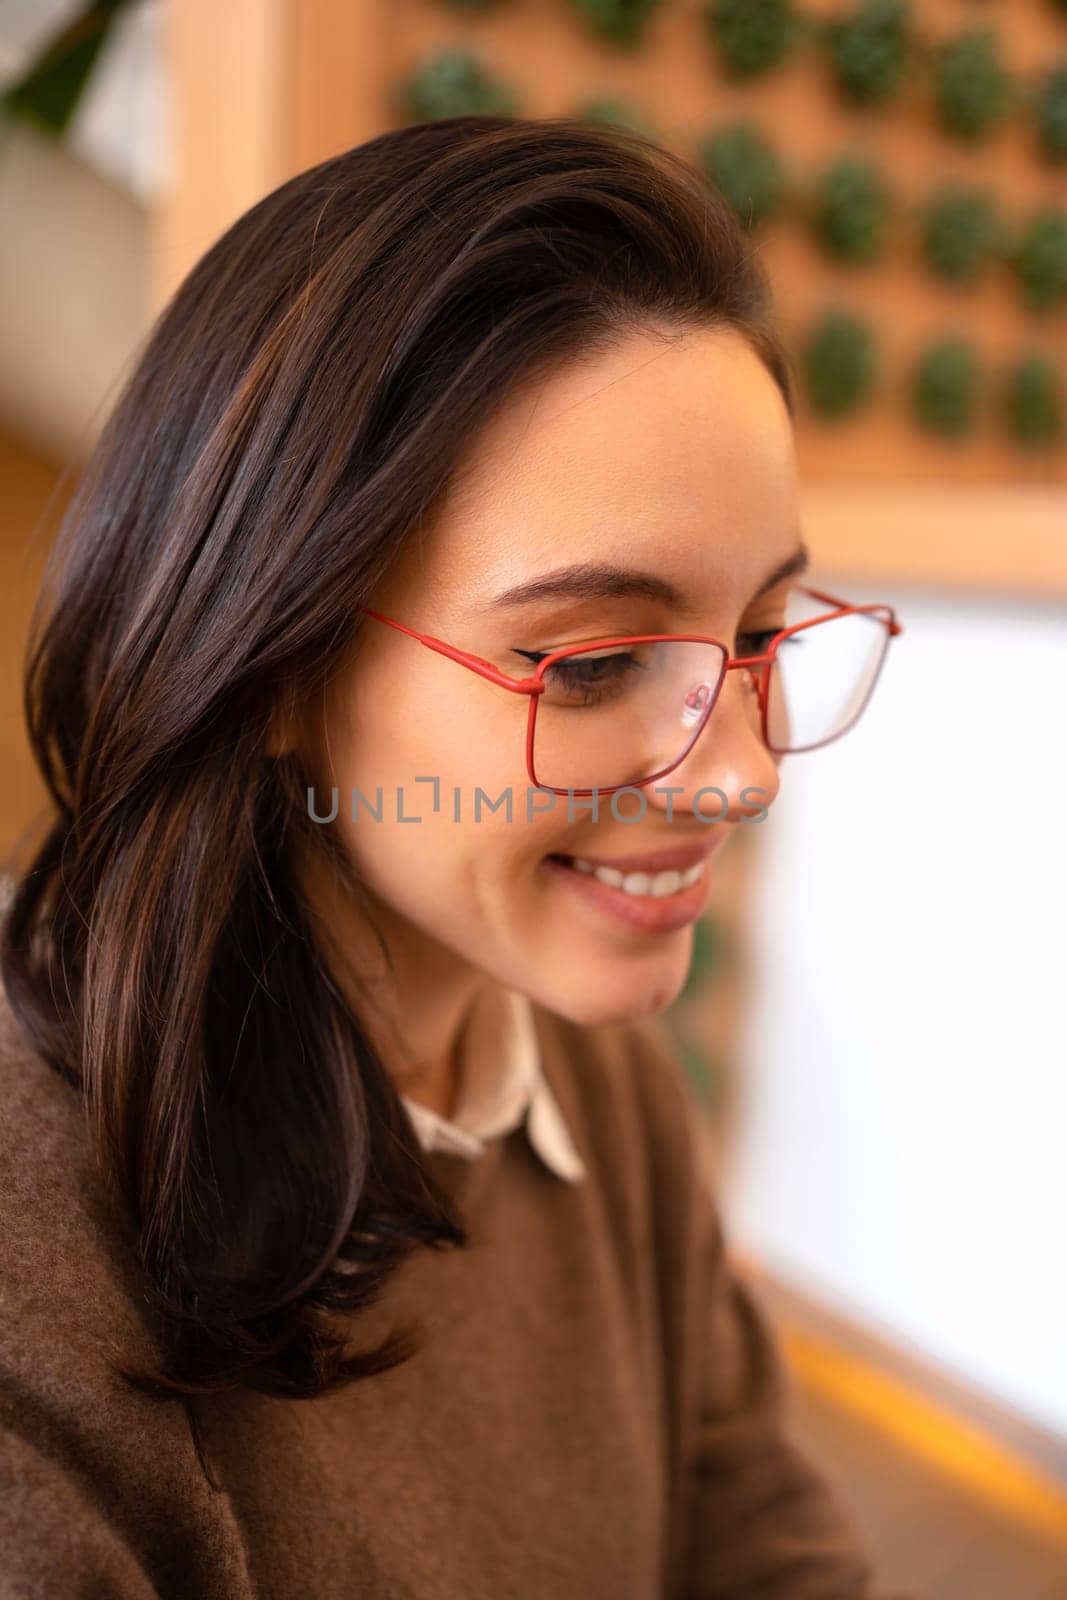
left=334, top=803, right=550, bottom=964
left=353, top=654, right=528, bottom=788
left=322, top=663, right=551, bottom=918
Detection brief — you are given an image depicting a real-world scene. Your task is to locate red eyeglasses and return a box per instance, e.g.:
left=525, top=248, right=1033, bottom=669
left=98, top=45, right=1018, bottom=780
left=359, top=584, right=903, bottom=798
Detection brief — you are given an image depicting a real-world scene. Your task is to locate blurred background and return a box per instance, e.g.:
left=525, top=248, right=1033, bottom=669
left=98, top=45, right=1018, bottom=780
left=1, top=2, right=1065, bottom=1594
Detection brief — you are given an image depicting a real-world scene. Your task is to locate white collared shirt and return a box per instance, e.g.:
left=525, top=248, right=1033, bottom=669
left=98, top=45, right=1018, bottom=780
left=400, top=987, right=587, bottom=1184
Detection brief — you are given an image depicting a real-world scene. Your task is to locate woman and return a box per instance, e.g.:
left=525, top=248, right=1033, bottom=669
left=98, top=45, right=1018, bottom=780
left=0, top=116, right=909, bottom=1598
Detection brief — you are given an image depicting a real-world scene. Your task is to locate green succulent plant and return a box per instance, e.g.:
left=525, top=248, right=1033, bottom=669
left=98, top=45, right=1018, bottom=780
left=1036, top=60, right=1067, bottom=164
left=399, top=49, right=518, bottom=124
left=1013, top=207, right=1067, bottom=313
left=679, top=914, right=728, bottom=1004
left=810, top=154, right=892, bottom=264
left=801, top=309, right=879, bottom=418
left=933, top=28, right=1014, bottom=142
left=698, top=122, right=789, bottom=232
left=703, top=0, right=802, bottom=81
left=573, top=96, right=656, bottom=137
left=1004, top=354, right=1065, bottom=447
left=569, top=0, right=663, bottom=48
left=671, top=1029, right=724, bottom=1107
left=666, top=914, right=731, bottom=1106
left=821, top=0, right=912, bottom=107
left=911, top=338, right=981, bottom=437
left=920, top=183, right=1004, bottom=283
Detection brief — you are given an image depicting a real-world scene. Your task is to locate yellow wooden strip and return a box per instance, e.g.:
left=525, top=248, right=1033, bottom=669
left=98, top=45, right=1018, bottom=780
left=781, top=1326, right=1067, bottom=1537
left=800, top=483, right=1067, bottom=598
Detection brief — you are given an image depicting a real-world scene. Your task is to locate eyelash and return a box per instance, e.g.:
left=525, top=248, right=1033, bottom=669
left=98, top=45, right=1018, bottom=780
left=515, top=628, right=785, bottom=672
left=738, top=628, right=783, bottom=655
left=511, top=629, right=789, bottom=712
left=513, top=648, right=646, bottom=707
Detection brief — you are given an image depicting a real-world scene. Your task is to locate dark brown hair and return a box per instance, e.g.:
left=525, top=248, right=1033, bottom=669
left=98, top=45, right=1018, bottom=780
left=1, top=116, right=792, bottom=1405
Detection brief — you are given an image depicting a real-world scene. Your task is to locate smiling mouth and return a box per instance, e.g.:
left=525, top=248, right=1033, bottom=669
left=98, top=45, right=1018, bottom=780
left=547, top=854, right=708, bottom=899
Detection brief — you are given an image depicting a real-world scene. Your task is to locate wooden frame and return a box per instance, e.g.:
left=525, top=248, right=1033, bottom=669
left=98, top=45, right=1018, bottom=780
left=800, top=484, right=1067, bottom=599
left=152, top=0, right=385, bottom=315
left=154, top=1, right=1067, bottom=598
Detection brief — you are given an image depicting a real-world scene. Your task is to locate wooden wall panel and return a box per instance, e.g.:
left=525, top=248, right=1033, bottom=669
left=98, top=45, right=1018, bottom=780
left=152, top=0, right=1067, bottom=589
left=0, top=430, right=70, bottom=868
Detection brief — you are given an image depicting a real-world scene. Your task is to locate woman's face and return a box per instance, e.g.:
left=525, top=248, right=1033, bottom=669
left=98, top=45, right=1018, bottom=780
left=303, top=323, right=802, bottom=1028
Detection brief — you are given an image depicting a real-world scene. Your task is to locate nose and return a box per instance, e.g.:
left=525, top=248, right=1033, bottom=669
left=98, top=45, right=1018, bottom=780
left=645, top=665, right=780, bottom=825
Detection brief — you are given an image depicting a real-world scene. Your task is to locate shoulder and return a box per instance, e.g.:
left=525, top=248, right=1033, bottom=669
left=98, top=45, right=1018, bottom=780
left=0, top=973, right=246, bottom=1588
left=0, top=973, right=161, bottom=1393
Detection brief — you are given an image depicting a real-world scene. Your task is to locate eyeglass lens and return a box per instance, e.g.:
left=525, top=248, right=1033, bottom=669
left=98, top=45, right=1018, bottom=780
left=532, top=639, right=727, bottom=792
left=766, top=610, right=889, bottom=754
left=532, top=611, right=890, bottom=789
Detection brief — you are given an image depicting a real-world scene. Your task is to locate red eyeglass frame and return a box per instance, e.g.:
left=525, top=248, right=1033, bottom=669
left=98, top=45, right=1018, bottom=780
left=359, top=584, right=903, bottom=797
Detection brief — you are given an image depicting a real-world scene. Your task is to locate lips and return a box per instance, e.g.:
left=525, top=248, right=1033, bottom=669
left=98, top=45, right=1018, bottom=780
left=543, top=847, right=717, bottom=932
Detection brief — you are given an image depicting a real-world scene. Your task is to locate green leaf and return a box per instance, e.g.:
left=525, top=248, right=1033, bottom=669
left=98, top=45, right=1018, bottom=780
left=667, top=1025, right=722, bottom=1107
left=573, top=96, right=656, bottom=138
left=569, top=0, right=663, bottom=49
left=910, top=338, right=981, bottom=438
left=822, top=0, right=912, bottom=107
left=1013, top=207, right=1067, bottom=314
left=679, top=913, right=729, bottom=1004
left=398, top=49, right=519, bottom=124
left=934, top=27, right=1015, bottom=143
left=2, top=0, right=135, bottom=137
left=810, top=154, right=892, bottom=265
left=699, top=121, right=788, bottom=232
left=801, top=308, right=879, bottom=419
left=1036, top=60, right=1067, bottom=165
left=920, top=183, right=1005, bottom=284
left=704, top=0, right=802, bottom=81
left=1004, top=354, right=1065, bottom=448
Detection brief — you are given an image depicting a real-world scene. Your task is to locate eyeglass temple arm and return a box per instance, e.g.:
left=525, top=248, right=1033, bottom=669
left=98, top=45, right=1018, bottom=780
left=359, top=607, right=543, bottom=693
left=797, top=583, right=904, bottom=637
left=360, top=588, right=904, bottom=686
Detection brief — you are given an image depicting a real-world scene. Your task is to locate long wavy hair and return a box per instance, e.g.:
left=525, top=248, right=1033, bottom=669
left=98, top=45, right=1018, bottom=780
left=1, top=115, right=793, bottom=1407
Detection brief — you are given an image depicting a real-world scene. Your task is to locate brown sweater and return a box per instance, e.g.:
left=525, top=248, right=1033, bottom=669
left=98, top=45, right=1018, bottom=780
left=0, top=979, right=918, bottom=1600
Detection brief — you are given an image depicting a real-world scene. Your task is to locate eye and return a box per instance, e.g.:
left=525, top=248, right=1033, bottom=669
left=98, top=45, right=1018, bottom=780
left=737, top=627, right=783, bottom=656
left=512, top=647, right=647, bottom=707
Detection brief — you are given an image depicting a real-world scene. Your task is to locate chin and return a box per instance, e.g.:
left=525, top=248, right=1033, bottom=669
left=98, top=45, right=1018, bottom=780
left=546, top=963, right=688, bottom=1030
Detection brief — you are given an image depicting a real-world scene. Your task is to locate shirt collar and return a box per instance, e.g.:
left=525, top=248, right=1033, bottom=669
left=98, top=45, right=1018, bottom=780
left=400, top=987, right=587, bottom=1184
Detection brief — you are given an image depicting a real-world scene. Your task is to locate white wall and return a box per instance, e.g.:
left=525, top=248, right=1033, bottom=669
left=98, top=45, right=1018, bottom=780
left=0, top=0, right=160, bottom=460
left=724, top=582, right=1067, bottom=1439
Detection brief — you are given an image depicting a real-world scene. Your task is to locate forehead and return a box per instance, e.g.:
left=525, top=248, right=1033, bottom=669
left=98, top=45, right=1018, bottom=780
left=391, top=324, right=799, bottom=616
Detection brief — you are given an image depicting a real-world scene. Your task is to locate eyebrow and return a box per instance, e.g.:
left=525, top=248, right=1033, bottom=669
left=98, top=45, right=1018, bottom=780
left=487, top=541, right=811, bottom=612
left=754, top=541, right=810, bottom=597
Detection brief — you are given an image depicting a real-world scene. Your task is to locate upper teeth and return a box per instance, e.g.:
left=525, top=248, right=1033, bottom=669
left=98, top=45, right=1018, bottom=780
left=570, top=859, right=706, bottom=897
